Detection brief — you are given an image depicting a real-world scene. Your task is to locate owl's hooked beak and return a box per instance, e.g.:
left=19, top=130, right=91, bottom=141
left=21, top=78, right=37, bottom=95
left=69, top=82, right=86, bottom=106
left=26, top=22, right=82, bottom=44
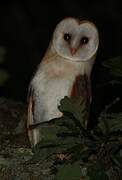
left=70, top=48, right=77, bottom=56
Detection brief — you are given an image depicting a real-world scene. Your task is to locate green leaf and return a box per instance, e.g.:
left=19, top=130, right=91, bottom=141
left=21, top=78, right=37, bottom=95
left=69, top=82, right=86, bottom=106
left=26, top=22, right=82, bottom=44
left=111, top=154, right=122, bottom=168
left=87, top=161, right=109, bottom=180
left=56, top=161, right=82, bottom=180
left=58, top=96, right=86, bottom=127
left=98, top=112, right=122, bottom=134
left=80, top=148, right=92, bottom=160
left=37, top=118, right=80, bottom=144
left=102, top=56, right=122, bottom=77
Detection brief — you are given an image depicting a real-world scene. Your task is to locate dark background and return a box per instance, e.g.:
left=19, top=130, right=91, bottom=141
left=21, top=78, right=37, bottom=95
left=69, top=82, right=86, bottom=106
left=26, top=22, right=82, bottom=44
left=0, top=0, right=121, bottom=115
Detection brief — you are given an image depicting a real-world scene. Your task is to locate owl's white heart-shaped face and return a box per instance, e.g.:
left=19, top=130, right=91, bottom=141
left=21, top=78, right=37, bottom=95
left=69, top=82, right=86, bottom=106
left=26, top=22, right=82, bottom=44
left=53, top=18, right=99, bottom=62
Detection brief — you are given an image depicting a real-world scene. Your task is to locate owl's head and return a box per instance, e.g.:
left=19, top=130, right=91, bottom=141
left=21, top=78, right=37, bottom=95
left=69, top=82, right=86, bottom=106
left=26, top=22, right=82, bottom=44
left=53, top=17, right=99, bottom=62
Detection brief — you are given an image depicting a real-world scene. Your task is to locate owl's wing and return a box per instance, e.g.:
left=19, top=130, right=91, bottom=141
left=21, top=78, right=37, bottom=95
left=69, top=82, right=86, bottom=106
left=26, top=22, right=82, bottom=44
left=71, top=74, right=92, bottom=127
left=27, top=85, right=40, bottom=146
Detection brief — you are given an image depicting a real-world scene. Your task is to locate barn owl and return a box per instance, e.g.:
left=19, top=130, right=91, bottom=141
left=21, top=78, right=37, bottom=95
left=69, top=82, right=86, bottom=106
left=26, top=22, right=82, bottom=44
left=27, top=17, right=99, bottom=146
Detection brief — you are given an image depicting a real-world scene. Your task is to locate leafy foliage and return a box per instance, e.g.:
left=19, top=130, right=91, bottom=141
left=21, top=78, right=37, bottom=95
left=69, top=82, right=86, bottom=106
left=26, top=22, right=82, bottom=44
left=55, top=161, right=82, bottom=180
left=0, top=56, right=122, bottom=179
left=30, top=95, right=121, bottom=180
left=58, top=96, right=86, bottom=127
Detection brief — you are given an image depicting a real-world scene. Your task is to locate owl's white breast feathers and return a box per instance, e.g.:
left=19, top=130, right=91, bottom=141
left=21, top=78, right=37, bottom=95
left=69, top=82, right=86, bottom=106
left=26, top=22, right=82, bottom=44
left=31, top=52, right=95, bottom=122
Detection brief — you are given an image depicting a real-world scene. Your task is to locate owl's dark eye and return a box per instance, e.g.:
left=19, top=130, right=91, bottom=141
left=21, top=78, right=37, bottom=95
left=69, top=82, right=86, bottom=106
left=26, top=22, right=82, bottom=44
left=81, top=37, right=89, bottom=44
left=64, top=33, right=72, bottom=41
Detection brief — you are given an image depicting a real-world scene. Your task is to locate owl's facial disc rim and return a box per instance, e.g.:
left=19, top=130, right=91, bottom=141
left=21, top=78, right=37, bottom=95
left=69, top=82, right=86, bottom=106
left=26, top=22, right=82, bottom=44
left=53, top=18, right=99, bottom=62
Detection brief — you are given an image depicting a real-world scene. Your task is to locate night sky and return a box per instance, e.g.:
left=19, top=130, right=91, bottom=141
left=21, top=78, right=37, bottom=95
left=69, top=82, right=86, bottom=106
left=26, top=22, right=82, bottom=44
left=0, top=0, right=121, bottom=108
